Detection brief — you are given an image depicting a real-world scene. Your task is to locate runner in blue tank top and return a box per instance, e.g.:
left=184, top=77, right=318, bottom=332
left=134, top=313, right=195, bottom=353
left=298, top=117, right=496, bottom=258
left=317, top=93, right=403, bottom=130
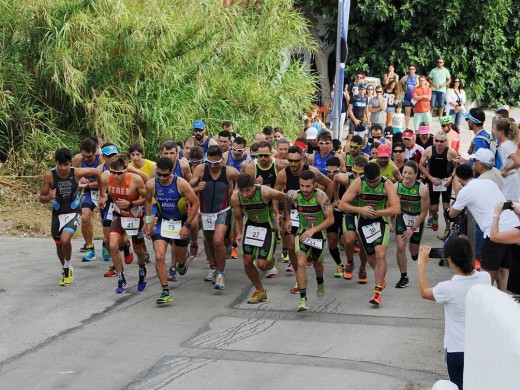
left=224, top=136, right=250, bottom=172
left=399, top=66, right=419, bottom=129
left=307, top=132, right=346, bottom=175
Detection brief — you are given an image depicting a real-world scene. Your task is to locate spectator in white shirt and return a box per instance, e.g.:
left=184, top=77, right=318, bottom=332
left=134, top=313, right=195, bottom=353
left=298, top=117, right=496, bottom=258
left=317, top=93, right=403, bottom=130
left=495, top=118, right=520, bottom=201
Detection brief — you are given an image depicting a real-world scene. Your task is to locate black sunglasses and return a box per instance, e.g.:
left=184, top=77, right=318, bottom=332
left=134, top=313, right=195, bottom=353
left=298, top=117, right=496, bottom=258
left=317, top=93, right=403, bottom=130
left=156, top=172, right=171, bottom=178
left=110, top=169, right=127, bottom=175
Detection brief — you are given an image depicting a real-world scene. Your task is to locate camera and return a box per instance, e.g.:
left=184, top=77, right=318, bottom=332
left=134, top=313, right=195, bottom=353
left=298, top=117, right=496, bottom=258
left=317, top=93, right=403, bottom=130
left=503, top=201, right=514, bottom=210
left=429, top=248, right=445, bottom=258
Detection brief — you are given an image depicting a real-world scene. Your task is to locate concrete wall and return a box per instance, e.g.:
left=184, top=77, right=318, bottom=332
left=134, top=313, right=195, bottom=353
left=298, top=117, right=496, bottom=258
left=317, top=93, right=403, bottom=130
left=465, top=285, right=520, bottom=389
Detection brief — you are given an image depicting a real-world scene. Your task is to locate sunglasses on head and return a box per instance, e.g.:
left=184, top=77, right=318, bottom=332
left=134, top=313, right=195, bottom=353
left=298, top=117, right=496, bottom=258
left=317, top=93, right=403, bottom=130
left=156, top=172, right=171, bottom=178
left=232, top=147, right=246, bottom=152
left=205, top=158, right=222, bottom=166
left=110, top=169, right=127, bottom=175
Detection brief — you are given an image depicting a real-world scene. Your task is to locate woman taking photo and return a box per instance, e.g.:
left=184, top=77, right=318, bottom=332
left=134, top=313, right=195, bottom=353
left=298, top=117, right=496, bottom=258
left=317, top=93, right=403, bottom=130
left=445, top=78, right=466, bottom=127
left=383, top=80, right=400, bottom=126
left=495, top=118, right=520, bottom=201
left=417, top=238, right=491, bottom=390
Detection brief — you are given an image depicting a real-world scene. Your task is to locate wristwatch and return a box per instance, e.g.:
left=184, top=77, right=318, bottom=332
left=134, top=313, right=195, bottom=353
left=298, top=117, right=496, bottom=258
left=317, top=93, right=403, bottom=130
left=184, top=222, right=192, bottom=229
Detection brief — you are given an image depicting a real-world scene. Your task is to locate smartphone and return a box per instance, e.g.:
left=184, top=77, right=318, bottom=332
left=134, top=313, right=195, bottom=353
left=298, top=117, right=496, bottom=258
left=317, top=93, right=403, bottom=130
left=503, top=201, right=513, bottom=210
left=429, top=248, right=445, bottom=258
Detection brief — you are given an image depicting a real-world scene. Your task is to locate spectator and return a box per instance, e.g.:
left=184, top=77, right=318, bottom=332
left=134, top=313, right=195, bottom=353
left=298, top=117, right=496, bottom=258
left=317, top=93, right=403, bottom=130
left=471, top=148, right=504, bottom=192
left=445, top=78, right=466, bottom=127
left=383, top=64, right=399, bottom=86
left=440, top=116, right=461, bottom=157
left=392, top=103, right=405, bottom=140
left=428, top=58, right=451, bottom=117
left=412, top=75, right=432, bottom=129
left=398, top=65, right=419, bottom=129
left=368, top=85, right=387, bottom=128
left=465, top=108, right=490, bottom=156
left=347, top=83, right=369, bottom=133
left=348, top=72, right=365, bottom=97
left=383, top=80, right=400, bottom=126
left=417, top=238, right=491, bottom=390
left=495, top=118, right=520, bottom=201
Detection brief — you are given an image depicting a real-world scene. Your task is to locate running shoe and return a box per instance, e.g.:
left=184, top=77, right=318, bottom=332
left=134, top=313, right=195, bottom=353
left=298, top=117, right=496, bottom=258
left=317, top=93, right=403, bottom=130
left=290, top=282, right=299, bottom=294
left=286, top=263, right=294, bottom=272
left=230, top=246, right=239, bottom=259
left=104, top=266, right=117, bottom=277
left=156, top=291, right=173, bottom=305
left=102, top=245, right=111, bottom=261
left=59, top=267, right=74, bottom=286
left=297, top=297, right=309, bottom=312
left=204, top=269, right=216, bottom=282
left=168, top=267, right=177, bottom=282
left=124, top=245, right=134, bottom=264
left=79, top=243, right=88, bottom=253
left=316, top=283, right=325, bottom=297
left=357, top=269, right=368, bottom=284
left=343, top=262, right=354, bottom=280
left=144, top=252, right=150, bottom=264
left=115, top=278, right=126, bottom=294
left=281, top=252, right=290, bottom=263
left=248, top=290, right=267, bottom=304
left=369, top=291, right=382, bottom=306
left=188, top=242, right=199, bottom=261
left=426, top=216, right=432, bottom=228
left=225, top=246, right=232, bottom=259
left=431, top=215, right=439, bottom=231
left=177, top=261, right=188, bottom=276
left=395, top=276, right=410, bottom=288
left=214, top=272, right=225, bottom=290
left=137, top=266, right=147, bottom=291
left=82, top=248, right=96, bottom=262
left=266, top=263, right=278, bottom=278
left=334, top=264, right=343, bottom=278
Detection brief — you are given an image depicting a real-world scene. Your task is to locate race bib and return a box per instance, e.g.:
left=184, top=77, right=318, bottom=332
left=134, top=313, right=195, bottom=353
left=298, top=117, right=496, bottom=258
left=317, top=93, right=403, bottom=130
left=90, top=190, right=99, bottom=206
left=161, top=219, right=182, bottom=239
left=201, top=213, right=217, bottom=231
left=433, top=179, right=447, bottom=192
left=105, top=203, right=115, bottom=221
left=290, top=209, right=300, bottom=228
left=302, top=237, right=323, bottom=249
left=121, top=217, right=140, bottom=236
left=244, top=225, right=267, bottom=247
left=402, top=214, right=419, bottom=232
left=361, top=222, right=382, bottom=244
left=58, top=213, right=77, bottom=231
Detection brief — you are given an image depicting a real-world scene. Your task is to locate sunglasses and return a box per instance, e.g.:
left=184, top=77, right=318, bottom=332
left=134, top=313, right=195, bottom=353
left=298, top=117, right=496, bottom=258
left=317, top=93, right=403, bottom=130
left=189, top=159, right=204, bottom=164
left=258, top=153, right=271, bottom=158
left=326, top=168, right=340, bottom=174
left=434, top=140, right=445, bottom=143
left=318, top=141, right=331, bottom=145
left=437, top=61, right=443, bottom=64
left=287, top=159, right=301, bottom=163
left=156, top=172, right=171, bottom=178
left=352, top=169, right=363, bottom=174
left=232, top=147, right=246, bottom=153
left=367, top=88, right=374, bottom=91
left=349, top=144, right=361, bottom=149
left=393, top=149, right=404, bottom=153
left=193, top=128, right=204, bottom=133
left=205, top=158, right=222, bottom=166
left=110, top=169, right=127, bottom=175
left=376, top=91, right=383, bottom=93
left=250, top=154, right=257, bottom=159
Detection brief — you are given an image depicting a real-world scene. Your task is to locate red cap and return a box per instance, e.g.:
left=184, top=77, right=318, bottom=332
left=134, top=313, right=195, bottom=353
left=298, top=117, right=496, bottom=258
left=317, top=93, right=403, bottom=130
left=377, top=143, right=391, bottom=158
left=294, top=140, right=307, bottom=151
left=402, top=129, right=414, bottom=139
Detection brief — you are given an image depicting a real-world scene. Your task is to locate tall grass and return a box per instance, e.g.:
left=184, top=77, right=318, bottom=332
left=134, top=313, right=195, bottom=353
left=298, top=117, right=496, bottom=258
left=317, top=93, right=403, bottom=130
left=0, top=0, right=316, bottom=174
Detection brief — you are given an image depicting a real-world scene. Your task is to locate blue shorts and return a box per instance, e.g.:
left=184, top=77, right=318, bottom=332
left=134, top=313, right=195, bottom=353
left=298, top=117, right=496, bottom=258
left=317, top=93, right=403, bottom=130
left=81, top=190, right=97, bottom=210
left=431, top=91, right=446, bottom=109
left=386, top=106, right=396, bottom=114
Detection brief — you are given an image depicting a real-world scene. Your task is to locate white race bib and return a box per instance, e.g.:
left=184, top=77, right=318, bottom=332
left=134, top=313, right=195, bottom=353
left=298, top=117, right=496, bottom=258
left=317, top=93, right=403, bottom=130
left=244, top=225, right=267, bottom=247
left=302, top=237, right=323, bottom=249
left=402, top=214, right=419, bottom=232
left=361, top=222, right=382, bottom=244
left=290, top=209, right=300, bottom=227
left=105, top=203, right=115, bottom=221
left=201, top=213, right=217, bottom=231
left=90, top=190, right=99, bottom=206
left=433, top=179, right=447, bottom=192
left=58, top=213, right=77, bottom=231
left=121, top=217, right=140, bottom=236
left=160, top=219, right=182, bottom=239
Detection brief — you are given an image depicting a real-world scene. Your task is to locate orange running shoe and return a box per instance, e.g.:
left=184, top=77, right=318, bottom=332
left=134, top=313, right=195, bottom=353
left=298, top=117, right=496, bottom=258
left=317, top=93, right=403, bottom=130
left=343, top=262, right=354, bottom=280
left=357, top=269, right=368, bottom=284
left=124, top=245, right=134, bottom=264
left=369, top=291, right=382, bottom=306
left=290, top=283, right=299, bottom=294
left=231, top=246, right=239, bottom=259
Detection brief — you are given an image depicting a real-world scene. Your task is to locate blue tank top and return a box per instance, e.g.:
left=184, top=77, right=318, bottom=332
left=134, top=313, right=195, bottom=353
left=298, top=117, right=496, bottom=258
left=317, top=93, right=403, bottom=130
left=313, top=152, right=335, bottom=175
left=81, top=153, right=101, bottom=183
left=405, top=75, right=418, bottom=100
left=198, top=137, right=213, bottom=154
left=155, top=176, right=186, bottom=220
left=173, top=160, right=183, bottom=178
left=226, top=154, right=248, bottom=171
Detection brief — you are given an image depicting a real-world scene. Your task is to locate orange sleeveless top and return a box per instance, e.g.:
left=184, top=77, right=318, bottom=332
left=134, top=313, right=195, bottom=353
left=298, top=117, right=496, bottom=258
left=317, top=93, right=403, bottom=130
left=108, top=173, right=142, bottom=217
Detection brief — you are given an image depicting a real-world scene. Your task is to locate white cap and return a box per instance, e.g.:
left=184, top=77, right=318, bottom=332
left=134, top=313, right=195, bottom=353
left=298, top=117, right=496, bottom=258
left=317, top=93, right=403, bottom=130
left=469, top=148, right=495, bottom=164
left=306, top=127, right=318, bottom=140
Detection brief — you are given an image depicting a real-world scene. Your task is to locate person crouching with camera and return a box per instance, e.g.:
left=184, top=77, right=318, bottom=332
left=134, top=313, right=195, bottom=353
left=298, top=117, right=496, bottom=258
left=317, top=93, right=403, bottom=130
left=417, top=238, right=491, bottom=390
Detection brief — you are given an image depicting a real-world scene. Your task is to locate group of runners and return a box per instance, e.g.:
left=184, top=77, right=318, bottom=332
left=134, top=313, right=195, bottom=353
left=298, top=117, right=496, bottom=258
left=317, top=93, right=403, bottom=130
left=40, top=119, right=455, bottom=311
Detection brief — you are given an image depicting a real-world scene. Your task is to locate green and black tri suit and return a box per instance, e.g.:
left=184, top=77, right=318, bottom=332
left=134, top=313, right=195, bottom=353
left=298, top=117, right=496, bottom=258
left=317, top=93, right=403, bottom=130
left=294, top=189, right=327, bottom=262
left=395, top=180, right=424, bottom=244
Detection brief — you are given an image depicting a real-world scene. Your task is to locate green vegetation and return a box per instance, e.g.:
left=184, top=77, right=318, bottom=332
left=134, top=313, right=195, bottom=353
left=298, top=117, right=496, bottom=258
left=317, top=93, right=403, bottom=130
left=0, top=0, right=316, bottom=175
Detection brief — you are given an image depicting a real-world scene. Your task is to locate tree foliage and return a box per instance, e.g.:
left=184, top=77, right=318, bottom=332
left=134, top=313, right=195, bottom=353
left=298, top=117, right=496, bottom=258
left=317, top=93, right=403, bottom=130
left=298, top=0, right=520, bottom=106
left=0, top=0, right=316, bottom=174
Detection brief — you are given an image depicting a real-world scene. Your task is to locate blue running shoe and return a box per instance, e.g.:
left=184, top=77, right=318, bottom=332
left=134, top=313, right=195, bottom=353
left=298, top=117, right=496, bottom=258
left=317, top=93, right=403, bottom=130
left=115, top=278, right=126, bottom=294
left=137, top=266, right=147, bottom=291
left=168, top=267, right=177, bottom=282
left=102, top=245, right=111, bottom=261
left=82, top=248, right=96, bottom=262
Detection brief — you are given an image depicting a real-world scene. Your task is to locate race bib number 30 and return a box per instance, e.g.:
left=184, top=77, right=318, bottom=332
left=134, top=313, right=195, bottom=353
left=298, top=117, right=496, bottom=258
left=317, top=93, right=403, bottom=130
left=244, top=225, right=267, bottom=247
left=201, top=213, right=217, bottom=231
left=121, top=217, right=140, bottom=236
left=361, top=222, right=382, bottom=244
left=161, top=219, right=182, bottom=239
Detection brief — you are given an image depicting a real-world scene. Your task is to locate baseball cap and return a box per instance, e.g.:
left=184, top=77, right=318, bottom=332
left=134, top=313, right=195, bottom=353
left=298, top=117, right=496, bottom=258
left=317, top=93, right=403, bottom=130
left=418, top=125, right=431, bottom=135
left=358, top=83, right=367, bottom=90
left=377, top=143, right=391, bottom=158
left=464, top=108, right=485, bottom=124
left=101, top=145, right=118, bottom=156
left=193, top=119, right=206, bottom=130
left=469, top=148, right=495, bottom=164
left=306, top=127, right=318, bottom=140
left=402, top=129, right=414, bottom=139
left=294, top=140, right=307, bottom=151
left=384, top=127, right=394, bottom=138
